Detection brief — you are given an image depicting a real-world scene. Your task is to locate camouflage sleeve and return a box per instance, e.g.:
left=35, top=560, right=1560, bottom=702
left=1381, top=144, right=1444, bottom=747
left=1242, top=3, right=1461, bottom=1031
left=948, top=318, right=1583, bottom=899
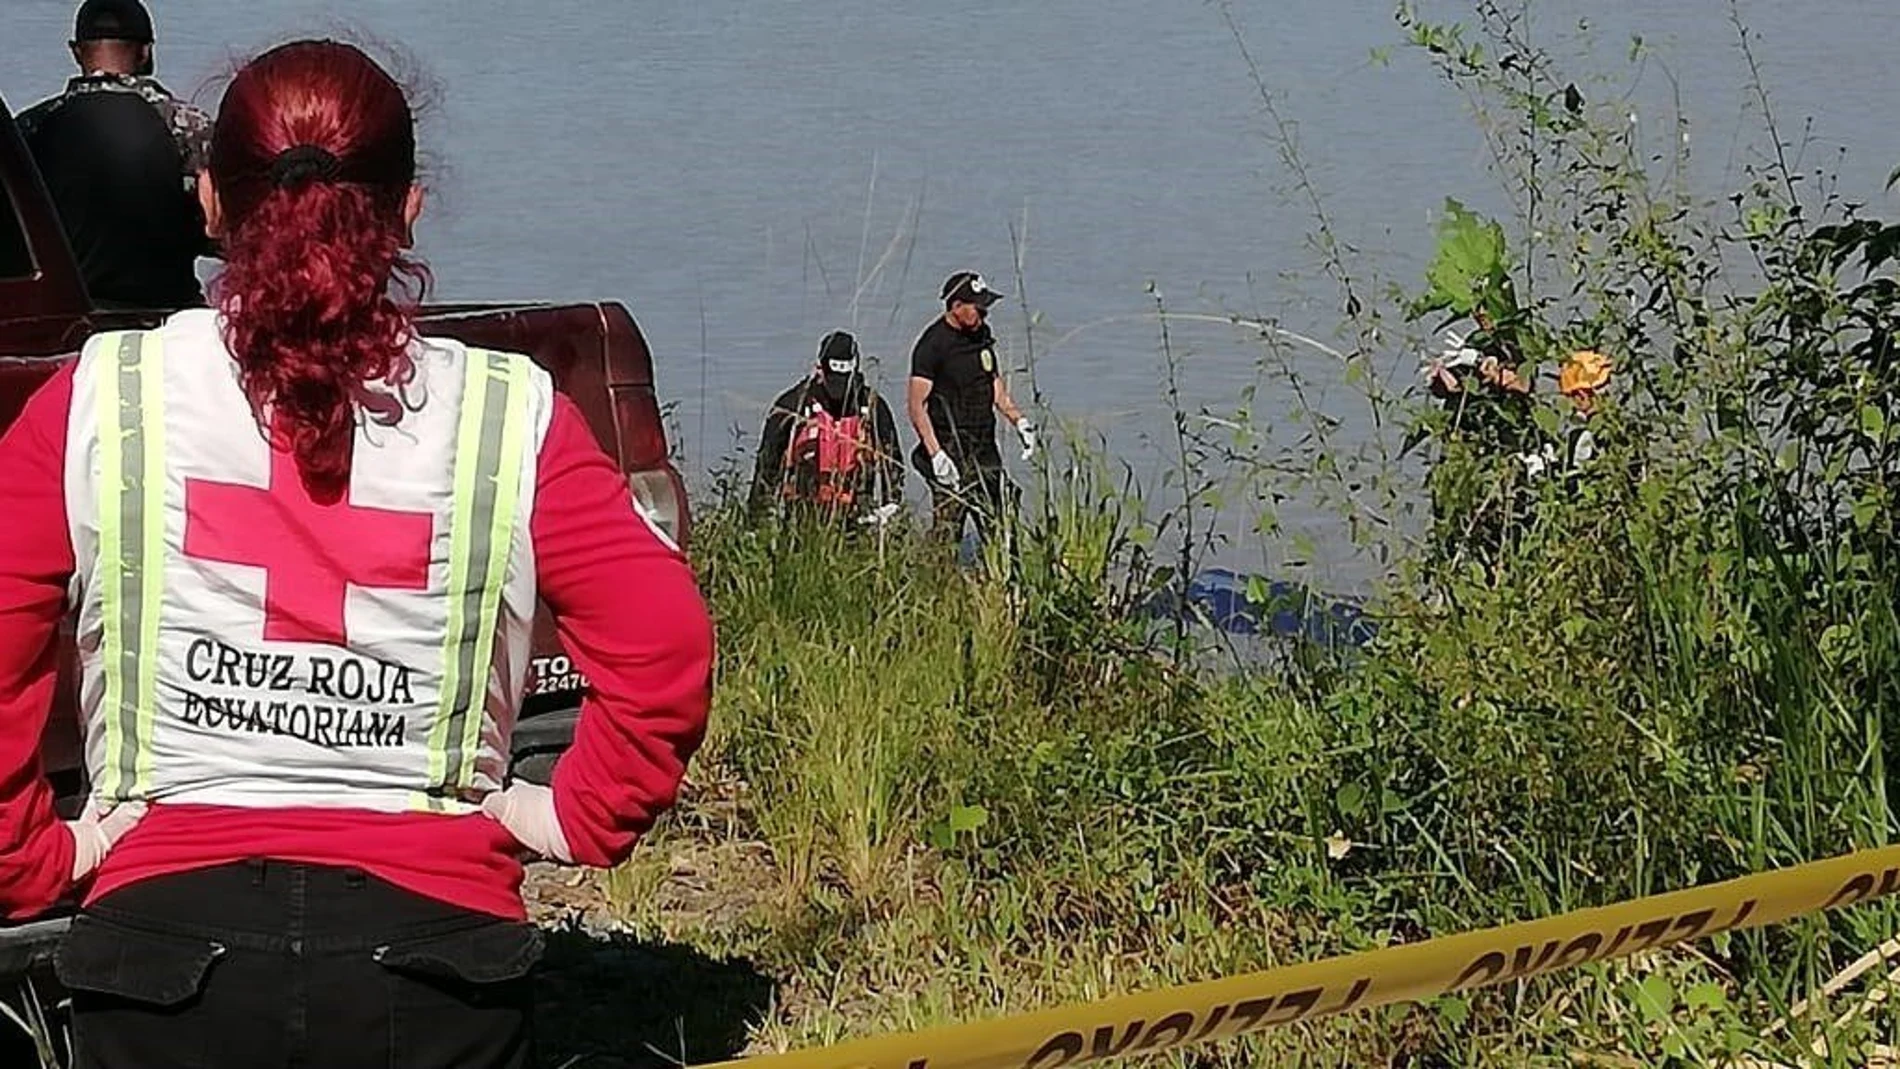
left=170, top=103, right=213, bottom=176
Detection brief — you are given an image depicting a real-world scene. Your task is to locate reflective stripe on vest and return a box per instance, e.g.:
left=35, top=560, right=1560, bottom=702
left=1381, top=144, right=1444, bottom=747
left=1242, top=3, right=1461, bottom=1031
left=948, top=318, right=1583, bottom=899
left=428, top=347, right=534, bottom=796
left=96, top=331, right=166, bottom=801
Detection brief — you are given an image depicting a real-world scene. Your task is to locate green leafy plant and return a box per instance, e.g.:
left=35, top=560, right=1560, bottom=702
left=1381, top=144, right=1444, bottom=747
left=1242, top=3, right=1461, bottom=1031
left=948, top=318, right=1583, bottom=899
left=1410, top=198, right=1518, bottom=326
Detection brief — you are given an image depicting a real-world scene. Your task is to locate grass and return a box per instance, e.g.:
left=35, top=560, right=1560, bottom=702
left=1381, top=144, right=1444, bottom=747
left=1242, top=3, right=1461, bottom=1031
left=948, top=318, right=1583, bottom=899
left=599, top=473, right=1900, bottom=1065
left=0, top=978, right=65, bottom=1069
left=595, top=412, right=1900, bottom=1065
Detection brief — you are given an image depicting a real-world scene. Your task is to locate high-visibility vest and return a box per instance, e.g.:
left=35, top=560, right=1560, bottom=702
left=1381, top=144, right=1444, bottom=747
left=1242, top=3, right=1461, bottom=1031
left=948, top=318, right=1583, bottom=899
left=64, top=310, right=554, bottom=815
left=781, top=396, right=868, bottom=508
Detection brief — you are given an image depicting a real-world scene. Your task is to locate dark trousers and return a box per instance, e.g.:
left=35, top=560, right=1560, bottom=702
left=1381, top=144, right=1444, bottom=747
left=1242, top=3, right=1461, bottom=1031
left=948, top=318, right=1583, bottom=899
left=912, top=443, right=1010, bottom=547
left=59, top=861, right=540, bottom=1069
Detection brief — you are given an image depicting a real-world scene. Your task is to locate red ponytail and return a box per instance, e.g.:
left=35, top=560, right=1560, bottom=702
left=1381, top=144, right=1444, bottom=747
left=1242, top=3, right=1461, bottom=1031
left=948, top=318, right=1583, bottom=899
left=208, top=40, right=428, bottom=496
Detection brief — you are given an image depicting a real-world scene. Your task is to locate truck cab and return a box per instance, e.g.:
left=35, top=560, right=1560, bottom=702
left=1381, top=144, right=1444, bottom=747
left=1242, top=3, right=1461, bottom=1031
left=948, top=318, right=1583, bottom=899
left=0, top=90, right=687, bottom=971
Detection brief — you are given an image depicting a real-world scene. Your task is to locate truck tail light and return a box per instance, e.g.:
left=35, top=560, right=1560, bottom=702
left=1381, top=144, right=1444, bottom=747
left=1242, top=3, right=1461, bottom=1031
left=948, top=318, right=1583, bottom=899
left=628, top=468, right=689, bottom=552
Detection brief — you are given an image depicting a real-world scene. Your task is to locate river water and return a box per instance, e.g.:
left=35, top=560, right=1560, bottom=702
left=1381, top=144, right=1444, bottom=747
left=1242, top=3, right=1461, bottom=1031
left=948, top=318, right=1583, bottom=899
left=6, top=1, right=1896, bottom=586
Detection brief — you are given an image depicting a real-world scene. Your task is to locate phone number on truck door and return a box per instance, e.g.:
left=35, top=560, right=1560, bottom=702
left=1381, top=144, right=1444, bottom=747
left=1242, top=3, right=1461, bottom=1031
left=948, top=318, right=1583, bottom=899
left=528, top=655, right=591, bottom=696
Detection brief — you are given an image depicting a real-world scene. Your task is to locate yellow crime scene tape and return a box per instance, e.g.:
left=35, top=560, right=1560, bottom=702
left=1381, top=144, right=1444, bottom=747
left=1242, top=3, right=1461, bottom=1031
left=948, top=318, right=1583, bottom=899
left=705, top=845, right=1900, bottom=1069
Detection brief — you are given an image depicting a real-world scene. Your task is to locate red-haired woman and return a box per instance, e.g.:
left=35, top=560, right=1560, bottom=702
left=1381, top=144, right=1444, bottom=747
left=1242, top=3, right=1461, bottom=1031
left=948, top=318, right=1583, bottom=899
left=0, top=39, right=713, bottom=1068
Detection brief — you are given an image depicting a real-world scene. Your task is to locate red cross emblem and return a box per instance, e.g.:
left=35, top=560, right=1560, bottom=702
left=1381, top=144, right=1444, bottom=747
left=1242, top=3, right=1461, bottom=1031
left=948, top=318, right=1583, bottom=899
left=184, top=443, right=435, bottom=647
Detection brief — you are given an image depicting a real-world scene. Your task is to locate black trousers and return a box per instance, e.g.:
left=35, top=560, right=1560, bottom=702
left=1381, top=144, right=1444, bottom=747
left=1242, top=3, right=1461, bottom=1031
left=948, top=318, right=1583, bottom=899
left=912, top=442, right=1010, bottom=547
left=58, top=861, right=541, bottom=1069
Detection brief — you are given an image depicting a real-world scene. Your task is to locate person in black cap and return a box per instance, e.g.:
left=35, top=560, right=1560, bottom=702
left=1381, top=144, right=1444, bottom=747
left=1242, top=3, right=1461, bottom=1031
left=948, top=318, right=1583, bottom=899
left=749, top=330, right=905, bottom=525
left=15, top=0, right=215, bottom=309
left=907, top=270, right=1035, bottom=546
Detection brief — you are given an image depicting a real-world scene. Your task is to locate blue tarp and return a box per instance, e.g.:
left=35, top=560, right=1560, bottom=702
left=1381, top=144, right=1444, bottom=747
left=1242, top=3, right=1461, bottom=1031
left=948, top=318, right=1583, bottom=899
left=1159, top=567, right=1378, bottom=648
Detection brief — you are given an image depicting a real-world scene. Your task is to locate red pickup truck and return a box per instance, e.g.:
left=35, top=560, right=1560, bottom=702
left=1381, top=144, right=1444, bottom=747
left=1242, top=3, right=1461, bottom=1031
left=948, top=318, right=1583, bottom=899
left=0, top=90, right=688, bottom=973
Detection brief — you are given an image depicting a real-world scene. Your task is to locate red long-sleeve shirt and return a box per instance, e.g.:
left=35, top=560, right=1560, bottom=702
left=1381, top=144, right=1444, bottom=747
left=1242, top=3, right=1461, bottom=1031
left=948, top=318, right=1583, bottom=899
left=0, top=362, right=713, bottom=921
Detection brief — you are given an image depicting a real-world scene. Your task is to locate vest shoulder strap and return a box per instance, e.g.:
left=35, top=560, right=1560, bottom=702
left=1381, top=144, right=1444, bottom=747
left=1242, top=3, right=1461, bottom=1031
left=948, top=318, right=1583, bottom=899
left=92, top=328, right=168, bottom=800
left=423, top=346, right=540, bottom=799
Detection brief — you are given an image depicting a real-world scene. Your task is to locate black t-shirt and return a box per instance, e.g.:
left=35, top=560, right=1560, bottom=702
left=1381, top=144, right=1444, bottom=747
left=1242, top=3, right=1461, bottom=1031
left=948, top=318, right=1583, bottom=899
left=18, top=85, right=208, bottom=308
left=909, top=318, right=998, bottom=457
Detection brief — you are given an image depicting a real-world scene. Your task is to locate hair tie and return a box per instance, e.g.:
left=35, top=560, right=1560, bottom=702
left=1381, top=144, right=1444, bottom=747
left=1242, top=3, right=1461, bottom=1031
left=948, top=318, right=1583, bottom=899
left=268, top=144, right=343, bottom=188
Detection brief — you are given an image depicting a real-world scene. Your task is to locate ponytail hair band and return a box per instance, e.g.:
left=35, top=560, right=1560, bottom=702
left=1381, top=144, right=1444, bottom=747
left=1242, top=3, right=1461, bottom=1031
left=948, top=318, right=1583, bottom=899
left=269, top=144, right=343, bottom=188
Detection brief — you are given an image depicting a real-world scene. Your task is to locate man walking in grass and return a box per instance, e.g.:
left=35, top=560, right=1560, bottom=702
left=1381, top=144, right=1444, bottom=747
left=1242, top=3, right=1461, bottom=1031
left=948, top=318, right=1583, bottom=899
left=749, top=330, right=904, bottom=526
left=906, top=270, right=1036, bottom=548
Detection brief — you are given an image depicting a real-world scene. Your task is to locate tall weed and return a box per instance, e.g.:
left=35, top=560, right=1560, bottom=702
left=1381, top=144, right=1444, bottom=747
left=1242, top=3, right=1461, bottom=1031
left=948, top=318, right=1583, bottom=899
left=615, top=6, right=1900, bottom=1064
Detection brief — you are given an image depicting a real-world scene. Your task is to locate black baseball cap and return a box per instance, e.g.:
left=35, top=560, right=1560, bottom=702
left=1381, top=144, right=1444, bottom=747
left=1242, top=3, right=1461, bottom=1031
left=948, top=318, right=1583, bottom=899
left=74, top=0, right=154, bottom=44
left=817, top=330, right=860, bottom=374
left=942, top=271, right=1004, bottom=309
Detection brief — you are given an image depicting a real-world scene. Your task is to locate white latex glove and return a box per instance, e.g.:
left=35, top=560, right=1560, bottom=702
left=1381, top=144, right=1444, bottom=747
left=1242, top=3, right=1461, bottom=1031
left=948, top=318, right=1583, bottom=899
left=1517, top=444, right=1559, bottom=480
left=482, top=781, right=574, bottom=864
left=1015, top=417, right=1037, bottom=461
left=1430, top=330, right=1481, bottom=373
left=930, top=450, right=961, bottom=490
left=68, top=800, right=147, bottom=883
left=859, top=502, right=901, bottom=528
left=1572, top=429, right=1597, bottom=467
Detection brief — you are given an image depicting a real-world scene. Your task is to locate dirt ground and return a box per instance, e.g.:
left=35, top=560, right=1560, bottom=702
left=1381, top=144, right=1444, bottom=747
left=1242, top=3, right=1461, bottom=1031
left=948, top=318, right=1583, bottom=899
left=521, top=796, right=782, bottom=1069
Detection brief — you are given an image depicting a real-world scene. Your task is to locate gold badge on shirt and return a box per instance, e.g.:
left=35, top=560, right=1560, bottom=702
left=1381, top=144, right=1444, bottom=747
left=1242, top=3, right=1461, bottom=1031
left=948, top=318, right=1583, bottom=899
left=980, top=348, right=995, bottom=373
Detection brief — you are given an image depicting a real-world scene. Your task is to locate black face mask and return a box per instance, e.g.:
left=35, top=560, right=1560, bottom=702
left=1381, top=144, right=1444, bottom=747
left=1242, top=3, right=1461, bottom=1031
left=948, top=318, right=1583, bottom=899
left=818, top=368, right=857, bottom=407
left=814, top=331, right=861, bottom=408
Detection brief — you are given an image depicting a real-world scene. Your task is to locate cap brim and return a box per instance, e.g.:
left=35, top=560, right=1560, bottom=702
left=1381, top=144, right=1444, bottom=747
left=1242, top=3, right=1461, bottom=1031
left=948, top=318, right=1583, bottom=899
left=951, top=286, right=1005, bottom=306
left=75, top=29, right=153, bottom=42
